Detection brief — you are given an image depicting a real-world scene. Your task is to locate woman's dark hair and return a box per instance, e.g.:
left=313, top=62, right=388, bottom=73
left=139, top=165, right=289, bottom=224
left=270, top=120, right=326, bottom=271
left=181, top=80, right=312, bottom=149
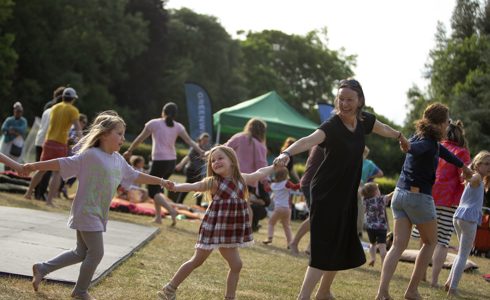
left=162, top=102, right=178, bottom=127
left=414, top=102, right=448, bottom=141
left=335, top=78, right=365, bottom=120
left=446, top=120, right=467, bottom=148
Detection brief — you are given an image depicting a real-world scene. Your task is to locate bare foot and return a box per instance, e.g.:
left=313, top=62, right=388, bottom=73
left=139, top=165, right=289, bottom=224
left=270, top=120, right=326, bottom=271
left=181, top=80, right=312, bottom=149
left=169, top=209, right=178, bottom=227
left=368, top=260, right=375, bottom=267
left=375, top=295, right=393, bottom=300
left=447, top=288, right=459, bottom=299
left=71, top=292, right=97, bottom=300
left=315, top=292, right=335, bottom=300
left=24, top=192, right=32, bottom=200
left=152, top=217, right=163, bottom=224
left=444, top=282, right=450, bottom=292
left=289, top=243, right=299, bottom=255
left=430, top=283, right=440, bottom=289
left=46, top=201, right=55, bottom=207
left=404, top=290, right=422, bottom=300
left=32, top=263, right=43, bottom=292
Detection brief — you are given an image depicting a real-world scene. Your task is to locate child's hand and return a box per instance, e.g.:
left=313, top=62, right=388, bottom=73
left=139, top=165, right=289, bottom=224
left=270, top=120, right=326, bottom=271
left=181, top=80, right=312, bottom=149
left=161, top=179, right=174, bottom=190
left=22, top=163, right=35, bottom=175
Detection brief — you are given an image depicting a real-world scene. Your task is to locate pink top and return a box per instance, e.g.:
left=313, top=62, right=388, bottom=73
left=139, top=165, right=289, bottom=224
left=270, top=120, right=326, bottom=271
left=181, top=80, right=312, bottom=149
left=145, top=118, right=185, bottom=161
left=432, top=140, right=471, bottom=207
left=225, top=133, right=267, bottom=186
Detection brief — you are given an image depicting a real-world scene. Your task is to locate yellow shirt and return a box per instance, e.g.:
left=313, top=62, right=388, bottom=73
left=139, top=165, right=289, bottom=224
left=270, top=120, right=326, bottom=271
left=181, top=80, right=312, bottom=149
left=46, top=102, right=79, bottom=144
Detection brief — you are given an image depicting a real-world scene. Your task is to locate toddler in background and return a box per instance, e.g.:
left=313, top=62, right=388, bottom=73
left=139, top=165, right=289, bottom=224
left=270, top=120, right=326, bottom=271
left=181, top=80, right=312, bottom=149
left=125, top=155, right=150, bottom=202
left=361, top=182, right=393, bottom=267
left=263, top=166, right=300, bottom=247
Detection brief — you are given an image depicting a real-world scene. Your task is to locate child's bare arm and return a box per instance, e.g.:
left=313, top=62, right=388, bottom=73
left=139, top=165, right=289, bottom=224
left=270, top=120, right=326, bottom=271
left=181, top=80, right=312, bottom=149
left=134, top=172, right=172, bottom=188
left=384, top=191, right=394, bottom=206
left=469, top=173, right=482, bottom=188
left=0, top=153, right=23, bottom=173
left=170, top=180, right=208, bottom=193
left=242, top=165, right=275, bottom=186
left=24, top=159, right=61, bottom=173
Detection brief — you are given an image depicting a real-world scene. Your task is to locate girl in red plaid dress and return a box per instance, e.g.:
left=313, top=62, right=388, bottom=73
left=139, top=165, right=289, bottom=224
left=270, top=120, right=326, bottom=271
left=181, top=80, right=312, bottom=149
left=158, top=145, right=276, bottom=300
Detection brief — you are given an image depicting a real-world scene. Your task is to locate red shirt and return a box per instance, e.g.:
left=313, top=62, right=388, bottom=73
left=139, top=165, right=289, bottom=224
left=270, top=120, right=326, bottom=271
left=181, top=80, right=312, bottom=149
left=432, top=140, right=471, bottom=207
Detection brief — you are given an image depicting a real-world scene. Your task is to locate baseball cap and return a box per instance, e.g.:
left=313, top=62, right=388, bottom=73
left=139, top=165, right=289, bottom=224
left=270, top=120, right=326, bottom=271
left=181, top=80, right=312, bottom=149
left=62, top=87, right=78, bottom=99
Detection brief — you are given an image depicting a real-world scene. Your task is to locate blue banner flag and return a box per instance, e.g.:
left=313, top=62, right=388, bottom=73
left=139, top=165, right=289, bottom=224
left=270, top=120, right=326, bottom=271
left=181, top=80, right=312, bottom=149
left=184, top=82, right=213, bottom=141
left=317, top=102, right=335, bottom=122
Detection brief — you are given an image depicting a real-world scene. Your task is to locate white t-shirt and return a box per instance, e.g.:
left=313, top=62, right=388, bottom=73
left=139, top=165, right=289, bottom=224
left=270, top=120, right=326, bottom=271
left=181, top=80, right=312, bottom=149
left=271, top=180, right=291, bottom=209
left=35, top=108, right=51, bottom=146
left=59, top=147, right=140, bottom=231
left=145, top=118, right=185, bottom=161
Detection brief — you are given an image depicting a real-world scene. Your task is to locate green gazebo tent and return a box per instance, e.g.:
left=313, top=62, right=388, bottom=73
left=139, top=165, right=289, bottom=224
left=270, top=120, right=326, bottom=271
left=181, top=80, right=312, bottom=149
left=213, top=91, right=319, bottom=143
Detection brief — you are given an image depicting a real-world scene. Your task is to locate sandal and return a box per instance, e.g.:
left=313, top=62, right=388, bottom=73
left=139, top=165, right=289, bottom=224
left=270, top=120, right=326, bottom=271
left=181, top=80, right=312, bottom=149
left=262, top=238, right=273, bottom=245
left=157, top=284, right=177, bottom=300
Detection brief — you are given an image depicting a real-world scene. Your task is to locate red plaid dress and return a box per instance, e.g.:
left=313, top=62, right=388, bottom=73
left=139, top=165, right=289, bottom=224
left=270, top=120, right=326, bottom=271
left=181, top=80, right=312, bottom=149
left=196, top=177, right=254, bottom=249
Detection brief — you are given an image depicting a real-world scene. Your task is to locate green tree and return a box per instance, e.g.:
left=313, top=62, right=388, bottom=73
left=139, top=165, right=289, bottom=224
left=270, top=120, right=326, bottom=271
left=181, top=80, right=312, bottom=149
left=0, top=0, right=17, bottom=120
left=5, top=0, right=148, bottom=122
left=161, top=8, right=246, bottom=129
left=413, top=0, right=490, bottom=153
left=240, top=29, right=355, bottom=121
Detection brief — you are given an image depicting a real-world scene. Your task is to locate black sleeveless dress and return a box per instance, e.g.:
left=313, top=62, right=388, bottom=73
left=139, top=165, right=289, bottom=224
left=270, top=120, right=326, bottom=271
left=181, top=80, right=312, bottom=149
left=309, top=112, right=375, bottom=270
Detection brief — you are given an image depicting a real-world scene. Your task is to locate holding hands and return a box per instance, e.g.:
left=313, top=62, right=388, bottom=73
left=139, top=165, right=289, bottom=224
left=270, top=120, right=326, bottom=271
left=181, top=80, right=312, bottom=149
left=273, top=151, right=290, bottom=167
left=160, top=178, right=174, bottom=190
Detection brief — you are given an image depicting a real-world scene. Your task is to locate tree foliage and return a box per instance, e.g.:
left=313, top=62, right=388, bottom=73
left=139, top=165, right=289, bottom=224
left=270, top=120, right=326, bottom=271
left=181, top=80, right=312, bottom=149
left=420, top=0, right=490, bottom=154
left=2, top=0, right=148, bottom=123
left=240, top=29, right=355, bottom=121
left=0, top=0, right=17, bottom=102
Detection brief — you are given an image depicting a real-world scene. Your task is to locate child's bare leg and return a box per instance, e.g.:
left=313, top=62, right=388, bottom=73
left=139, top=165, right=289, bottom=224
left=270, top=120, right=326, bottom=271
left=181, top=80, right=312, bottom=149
left=290, top=217, right=310, bottom=255
left=167, top=249, right=212, bottom=288
left=279, top=208, right=293, bottom=245
left=25, top=170, right=46, bottom=199
left=264, top=210, right=280, bottom=244
left=153, top=193, right=177, bottom=225
left=219, top=247, right=242, bottom=299
left=368, top=243, right=376, bottom=266
left=46, top=171, right=61, bottom=206
left=378, top=243, right=387, bottom=266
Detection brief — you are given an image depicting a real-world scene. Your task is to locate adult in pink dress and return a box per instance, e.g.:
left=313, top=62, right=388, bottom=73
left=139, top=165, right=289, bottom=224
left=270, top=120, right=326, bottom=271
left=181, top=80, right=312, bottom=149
left=124, top=102, right=203, bottom=224
left=225, top=118, right=268, bottom=231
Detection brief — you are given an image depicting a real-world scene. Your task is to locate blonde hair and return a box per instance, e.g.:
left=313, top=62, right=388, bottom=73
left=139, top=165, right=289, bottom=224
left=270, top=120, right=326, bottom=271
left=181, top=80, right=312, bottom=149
left=202, top=145, right=248, bottom=201
left=274, top=166, right=289, bottom=182
left=470, top=150, right=490, bottom=190
left=74, top=110, right=126, bottom=155
left=361, top=182, right=379, bottom=199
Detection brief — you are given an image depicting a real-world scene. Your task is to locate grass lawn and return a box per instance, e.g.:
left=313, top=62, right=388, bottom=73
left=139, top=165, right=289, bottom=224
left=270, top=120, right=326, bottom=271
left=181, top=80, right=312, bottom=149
left=0, top=180, right=489, bottom=299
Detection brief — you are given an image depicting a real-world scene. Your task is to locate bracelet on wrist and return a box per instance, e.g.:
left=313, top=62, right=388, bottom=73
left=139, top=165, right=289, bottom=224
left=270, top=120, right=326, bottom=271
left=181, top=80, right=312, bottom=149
left=281, top=151, right=292, bottom=157
left=396, top=131, right=402, bottom=140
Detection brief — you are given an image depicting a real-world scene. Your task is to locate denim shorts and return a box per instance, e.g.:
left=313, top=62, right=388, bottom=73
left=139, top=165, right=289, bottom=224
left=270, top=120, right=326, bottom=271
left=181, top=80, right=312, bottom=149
left=391, top=187, right=436, bottom=224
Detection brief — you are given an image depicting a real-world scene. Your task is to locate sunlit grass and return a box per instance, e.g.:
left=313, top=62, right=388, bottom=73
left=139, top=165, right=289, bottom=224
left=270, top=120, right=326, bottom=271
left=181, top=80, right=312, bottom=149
left=0, top=184, right=488, bottom=299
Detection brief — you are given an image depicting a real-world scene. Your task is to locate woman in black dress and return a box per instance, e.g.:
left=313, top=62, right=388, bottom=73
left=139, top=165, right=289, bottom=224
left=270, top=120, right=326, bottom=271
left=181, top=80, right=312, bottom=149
left=274, top=79, right=409, bottom=300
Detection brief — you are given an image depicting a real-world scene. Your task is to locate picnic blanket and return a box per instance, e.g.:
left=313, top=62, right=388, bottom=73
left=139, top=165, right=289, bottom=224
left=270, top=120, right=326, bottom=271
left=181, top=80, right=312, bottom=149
left=400, top=249, right=478, bottom=271
left=110, top=197, right=205, bottom=220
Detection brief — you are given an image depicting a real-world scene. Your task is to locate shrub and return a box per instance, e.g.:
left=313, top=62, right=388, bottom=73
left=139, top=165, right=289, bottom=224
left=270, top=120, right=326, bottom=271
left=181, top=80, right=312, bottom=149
left=374, top=176, right=398, bottom=195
